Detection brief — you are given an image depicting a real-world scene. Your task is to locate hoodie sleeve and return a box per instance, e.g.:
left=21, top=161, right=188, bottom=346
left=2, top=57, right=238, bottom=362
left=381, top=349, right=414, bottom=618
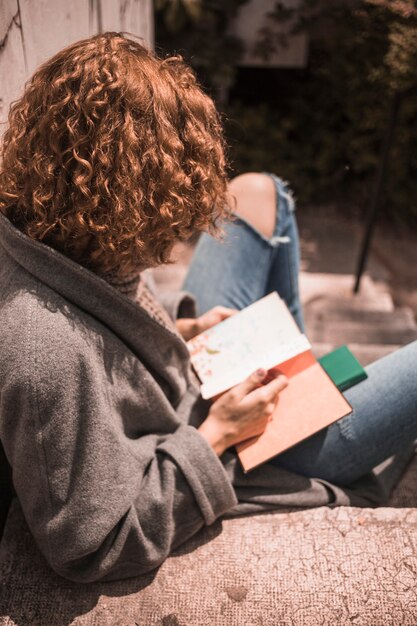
left=1, top=308, right=237, bottom=583
left=141, top=269, right=198, bottom=320
left=156, top=289, right=198, bottom=320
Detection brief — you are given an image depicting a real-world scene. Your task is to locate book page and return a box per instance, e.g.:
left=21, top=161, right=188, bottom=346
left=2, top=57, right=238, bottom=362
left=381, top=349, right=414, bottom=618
left=187, top=292, right=311, bottom=399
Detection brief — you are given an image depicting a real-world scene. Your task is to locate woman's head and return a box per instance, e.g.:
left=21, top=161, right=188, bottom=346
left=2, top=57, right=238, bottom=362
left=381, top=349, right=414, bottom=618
left=0, top=32, right=234, bottom=276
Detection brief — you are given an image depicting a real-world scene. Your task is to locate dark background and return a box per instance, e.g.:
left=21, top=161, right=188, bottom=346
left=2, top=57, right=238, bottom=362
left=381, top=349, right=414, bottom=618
left=154, top=0, right=417, bottom=226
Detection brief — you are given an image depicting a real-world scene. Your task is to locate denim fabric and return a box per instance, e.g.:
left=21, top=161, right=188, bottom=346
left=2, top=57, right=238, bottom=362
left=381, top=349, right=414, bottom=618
left=182, top=172, right=417, bottom=485
left=182, top=172, right=304, bottom=331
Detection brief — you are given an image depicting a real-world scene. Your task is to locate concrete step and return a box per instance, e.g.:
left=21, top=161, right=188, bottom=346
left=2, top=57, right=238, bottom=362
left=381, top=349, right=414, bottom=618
left=305, top=296, right=397, bottom=314
left=312, top=343, right=402, bottom=367
left=305, top=302, right=417, bottom=328
left=299, top=272, right=394, bottom=312
left=306, top=319, right=417, bottom=346
left=304, top=293, right=406, bottom=315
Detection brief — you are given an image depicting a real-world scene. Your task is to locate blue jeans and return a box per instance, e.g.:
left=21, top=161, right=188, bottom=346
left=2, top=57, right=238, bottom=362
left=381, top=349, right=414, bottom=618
left=182, top=172, right=417, bottom=486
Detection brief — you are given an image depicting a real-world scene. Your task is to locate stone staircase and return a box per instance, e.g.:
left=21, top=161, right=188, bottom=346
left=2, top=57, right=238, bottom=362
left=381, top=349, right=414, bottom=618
left=300, top=272, right=417, bottom=365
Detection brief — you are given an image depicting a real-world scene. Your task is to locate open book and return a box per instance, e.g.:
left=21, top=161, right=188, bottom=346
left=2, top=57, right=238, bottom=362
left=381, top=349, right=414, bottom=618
left=187, top=292, right=352, bottom=472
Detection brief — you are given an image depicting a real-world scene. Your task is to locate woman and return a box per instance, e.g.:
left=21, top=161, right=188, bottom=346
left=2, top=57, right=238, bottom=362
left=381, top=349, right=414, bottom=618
left=0, top=32, right=416, bottom=583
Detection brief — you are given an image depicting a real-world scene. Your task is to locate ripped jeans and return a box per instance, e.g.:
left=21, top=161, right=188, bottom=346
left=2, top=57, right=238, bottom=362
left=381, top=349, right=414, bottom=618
left=182, top=172, right=417, bottom=486
left=183, top=173, right=304, bottom=330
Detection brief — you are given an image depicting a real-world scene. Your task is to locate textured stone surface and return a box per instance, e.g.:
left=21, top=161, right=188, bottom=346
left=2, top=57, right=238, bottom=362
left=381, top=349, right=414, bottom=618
left=0, top=452, right=416, bottom=625
left=2, top=469, right=417, bottom=626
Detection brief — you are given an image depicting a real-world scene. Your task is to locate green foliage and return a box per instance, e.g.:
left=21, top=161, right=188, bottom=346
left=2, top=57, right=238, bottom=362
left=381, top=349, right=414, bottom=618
left=155, top=0, right=417, bottom=221
left=384, top=21, right=417, bottom=92
left=154, top=0, right=248, bottom=96
left=154, top=0, right=204, bottom=33
left=223, top=0, right=417, bottom=221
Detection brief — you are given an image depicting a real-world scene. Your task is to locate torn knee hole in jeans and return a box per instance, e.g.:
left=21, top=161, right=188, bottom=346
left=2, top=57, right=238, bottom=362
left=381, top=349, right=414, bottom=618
left=252, top=231, right=291, bottom=248
left=231, top=213, right=292, bottom=247
left=270, top=235, right=291, bottom=247
left=276, top=176, right=296, bottom=214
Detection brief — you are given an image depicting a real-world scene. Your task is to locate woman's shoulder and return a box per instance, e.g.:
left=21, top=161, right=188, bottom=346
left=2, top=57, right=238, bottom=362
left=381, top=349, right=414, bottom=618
left=0, top=273, right=110, bottom=384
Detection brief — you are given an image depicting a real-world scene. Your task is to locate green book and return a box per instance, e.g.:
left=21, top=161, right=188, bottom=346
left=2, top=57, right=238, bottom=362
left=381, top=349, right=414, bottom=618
left=318, top=345, right=367, bottom=392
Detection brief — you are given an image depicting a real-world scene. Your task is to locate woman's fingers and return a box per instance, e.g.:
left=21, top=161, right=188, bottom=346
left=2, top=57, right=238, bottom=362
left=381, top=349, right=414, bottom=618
left=240, top=374, right=288, bottom=410
left=231, top=369, right=288, bottom=403
left=196, top=306, right=238, bottom=333
left=205, top=369, right=288, bottom=452
left=211, top=306, right=239, bottom=319
left=232, top=368, right=269, bottom=399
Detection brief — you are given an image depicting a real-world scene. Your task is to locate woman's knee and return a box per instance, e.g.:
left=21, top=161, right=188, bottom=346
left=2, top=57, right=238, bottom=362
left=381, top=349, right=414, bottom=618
left=227, top=172, right=277, bottom=239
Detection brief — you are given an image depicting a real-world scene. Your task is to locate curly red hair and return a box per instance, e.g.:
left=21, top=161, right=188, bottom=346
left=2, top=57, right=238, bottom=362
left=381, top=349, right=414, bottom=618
left=0, top=32, right=235, bottom=276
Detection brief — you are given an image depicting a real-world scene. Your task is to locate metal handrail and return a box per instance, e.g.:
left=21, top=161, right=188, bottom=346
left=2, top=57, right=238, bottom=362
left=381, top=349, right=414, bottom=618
left=354, top=85, right=416, bottom=294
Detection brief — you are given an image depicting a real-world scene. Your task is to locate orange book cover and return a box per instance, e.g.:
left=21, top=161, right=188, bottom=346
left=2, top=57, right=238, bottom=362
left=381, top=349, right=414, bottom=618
left=187, top=292, right=352, bottom=472
left=235, top=351, right=352, bottom=471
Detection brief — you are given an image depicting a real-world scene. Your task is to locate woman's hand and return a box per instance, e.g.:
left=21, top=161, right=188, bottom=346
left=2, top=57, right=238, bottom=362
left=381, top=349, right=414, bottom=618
left=197, top=369, right=288, bottom=456
left=175, top=305, right=238, bottom=341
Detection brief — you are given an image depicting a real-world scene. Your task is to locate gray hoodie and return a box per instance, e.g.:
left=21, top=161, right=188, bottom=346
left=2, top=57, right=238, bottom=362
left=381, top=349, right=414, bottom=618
left=0, top=212, right=412, bottom=583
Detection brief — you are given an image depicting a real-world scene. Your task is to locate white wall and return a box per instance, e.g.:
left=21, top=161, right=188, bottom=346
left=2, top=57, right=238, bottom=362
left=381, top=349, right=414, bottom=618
left=0, top=0, right=154, bottom=130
